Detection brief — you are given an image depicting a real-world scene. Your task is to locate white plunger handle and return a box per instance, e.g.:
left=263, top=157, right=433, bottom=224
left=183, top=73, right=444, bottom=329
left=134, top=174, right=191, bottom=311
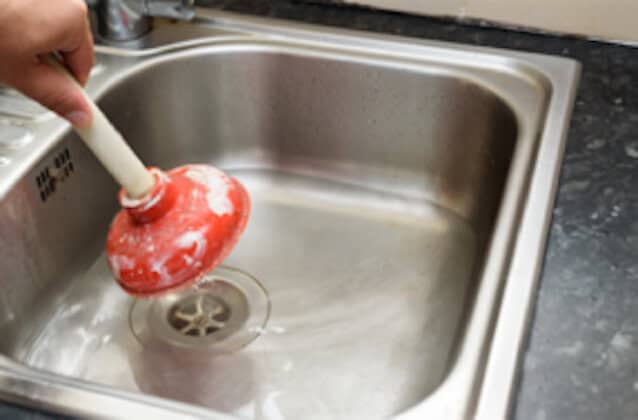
left=46, top=56, right=156, bottom=199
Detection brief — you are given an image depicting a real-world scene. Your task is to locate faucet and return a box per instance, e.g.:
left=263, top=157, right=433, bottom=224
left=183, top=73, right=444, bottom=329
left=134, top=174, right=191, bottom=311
left=86, top=0, right=195, bottom=42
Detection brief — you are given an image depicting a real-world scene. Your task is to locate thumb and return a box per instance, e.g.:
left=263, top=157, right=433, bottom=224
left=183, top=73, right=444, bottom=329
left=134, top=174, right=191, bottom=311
left=13, top=62, right=92, bottom=128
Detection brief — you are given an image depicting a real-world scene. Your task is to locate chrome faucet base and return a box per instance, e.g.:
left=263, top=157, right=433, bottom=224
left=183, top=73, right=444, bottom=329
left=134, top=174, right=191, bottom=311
left=89, top=0, right=195, bottom=41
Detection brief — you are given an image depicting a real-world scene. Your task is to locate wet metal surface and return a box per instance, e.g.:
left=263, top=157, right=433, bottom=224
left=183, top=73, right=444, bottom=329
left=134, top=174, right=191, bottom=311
left=0, top=5, right=579, bottom=420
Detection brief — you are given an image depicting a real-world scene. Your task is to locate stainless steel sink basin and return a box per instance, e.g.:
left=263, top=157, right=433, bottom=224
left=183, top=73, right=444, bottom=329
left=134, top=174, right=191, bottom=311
left=0, top=10, right=579, bottom=420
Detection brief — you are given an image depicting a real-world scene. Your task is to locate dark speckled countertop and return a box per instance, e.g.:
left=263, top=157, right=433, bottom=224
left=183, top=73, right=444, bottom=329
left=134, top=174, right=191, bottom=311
left=3, top=1, right=638, bottom=419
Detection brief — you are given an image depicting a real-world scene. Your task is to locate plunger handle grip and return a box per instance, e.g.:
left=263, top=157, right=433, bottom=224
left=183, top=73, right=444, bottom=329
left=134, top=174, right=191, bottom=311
left=46, top=55, right=156, bottom=199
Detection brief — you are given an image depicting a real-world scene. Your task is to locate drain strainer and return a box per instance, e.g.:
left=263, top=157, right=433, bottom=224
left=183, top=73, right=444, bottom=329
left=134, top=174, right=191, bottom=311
left=168, top=293, right=232, bottom=337
left=130, top=266, right=270, bottom=354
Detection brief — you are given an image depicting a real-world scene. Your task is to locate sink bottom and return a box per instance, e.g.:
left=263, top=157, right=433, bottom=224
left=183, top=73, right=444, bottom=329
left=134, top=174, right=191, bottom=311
left=19, top=168, right=476, bottom=419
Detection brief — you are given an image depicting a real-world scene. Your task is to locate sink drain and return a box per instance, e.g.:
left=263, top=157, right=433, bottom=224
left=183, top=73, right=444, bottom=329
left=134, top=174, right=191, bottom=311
left=167, top=293, right=232, bottom=337
left=130, top=266, right=269, bottom=353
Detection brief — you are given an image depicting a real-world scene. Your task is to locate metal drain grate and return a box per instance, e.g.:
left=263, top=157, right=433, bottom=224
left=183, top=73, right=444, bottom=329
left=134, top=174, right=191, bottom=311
left=130, top=267, right=270, bottom=354
left=167, top=294, right=231, bottom=337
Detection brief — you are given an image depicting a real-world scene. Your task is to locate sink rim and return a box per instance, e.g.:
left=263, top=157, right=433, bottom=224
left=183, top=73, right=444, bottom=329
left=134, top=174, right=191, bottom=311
left=0, top=10, right=580, bottom=420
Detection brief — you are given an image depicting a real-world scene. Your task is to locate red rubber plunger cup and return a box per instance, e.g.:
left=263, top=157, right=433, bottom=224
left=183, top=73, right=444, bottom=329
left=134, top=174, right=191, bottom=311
left=43, top=56, right=250, bottom=298
left=106, top=165, right=250, bottom=297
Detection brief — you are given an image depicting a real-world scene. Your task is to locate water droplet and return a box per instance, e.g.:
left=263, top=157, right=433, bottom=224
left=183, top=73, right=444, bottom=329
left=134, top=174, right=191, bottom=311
left=0, top=125, right=33, bottom=149
left=586, top=138, right=606, bottom=150
left=624, top=141, right=638, bottom=158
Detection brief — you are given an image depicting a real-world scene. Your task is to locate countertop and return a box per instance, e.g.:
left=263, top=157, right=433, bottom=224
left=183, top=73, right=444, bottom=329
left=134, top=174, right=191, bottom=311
left=3, top=1, right=638, bottom=419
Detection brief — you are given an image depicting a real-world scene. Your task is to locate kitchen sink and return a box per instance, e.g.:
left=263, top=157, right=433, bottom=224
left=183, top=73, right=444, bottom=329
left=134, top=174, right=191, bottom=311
left=0, top=10, right=579, bottom=420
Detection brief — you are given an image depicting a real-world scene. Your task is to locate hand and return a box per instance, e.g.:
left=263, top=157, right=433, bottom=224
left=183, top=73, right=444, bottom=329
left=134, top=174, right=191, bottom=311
left=0, top=0, right=94, bottom=128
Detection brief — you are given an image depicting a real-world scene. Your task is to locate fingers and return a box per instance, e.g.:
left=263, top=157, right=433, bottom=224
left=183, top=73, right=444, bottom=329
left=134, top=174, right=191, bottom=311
left=0, top=0, right=95, bottom=127
left=60, top=3, right=94, bottom=86
left=12, top=62, right=92, bottom=128
left=35, top=0, right=94, bottom=86
left=61, top=25, right=94, bottom=86
left=62, top=27, right=94, bottom=87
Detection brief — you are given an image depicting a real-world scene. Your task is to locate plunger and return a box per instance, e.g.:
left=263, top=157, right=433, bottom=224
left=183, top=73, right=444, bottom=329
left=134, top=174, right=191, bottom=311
left=47, top=57, right=250, bottom=297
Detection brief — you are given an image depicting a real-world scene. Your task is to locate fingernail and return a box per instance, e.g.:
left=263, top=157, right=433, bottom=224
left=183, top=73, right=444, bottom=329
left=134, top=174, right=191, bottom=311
left=64, top=111, right=90, bottom=128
